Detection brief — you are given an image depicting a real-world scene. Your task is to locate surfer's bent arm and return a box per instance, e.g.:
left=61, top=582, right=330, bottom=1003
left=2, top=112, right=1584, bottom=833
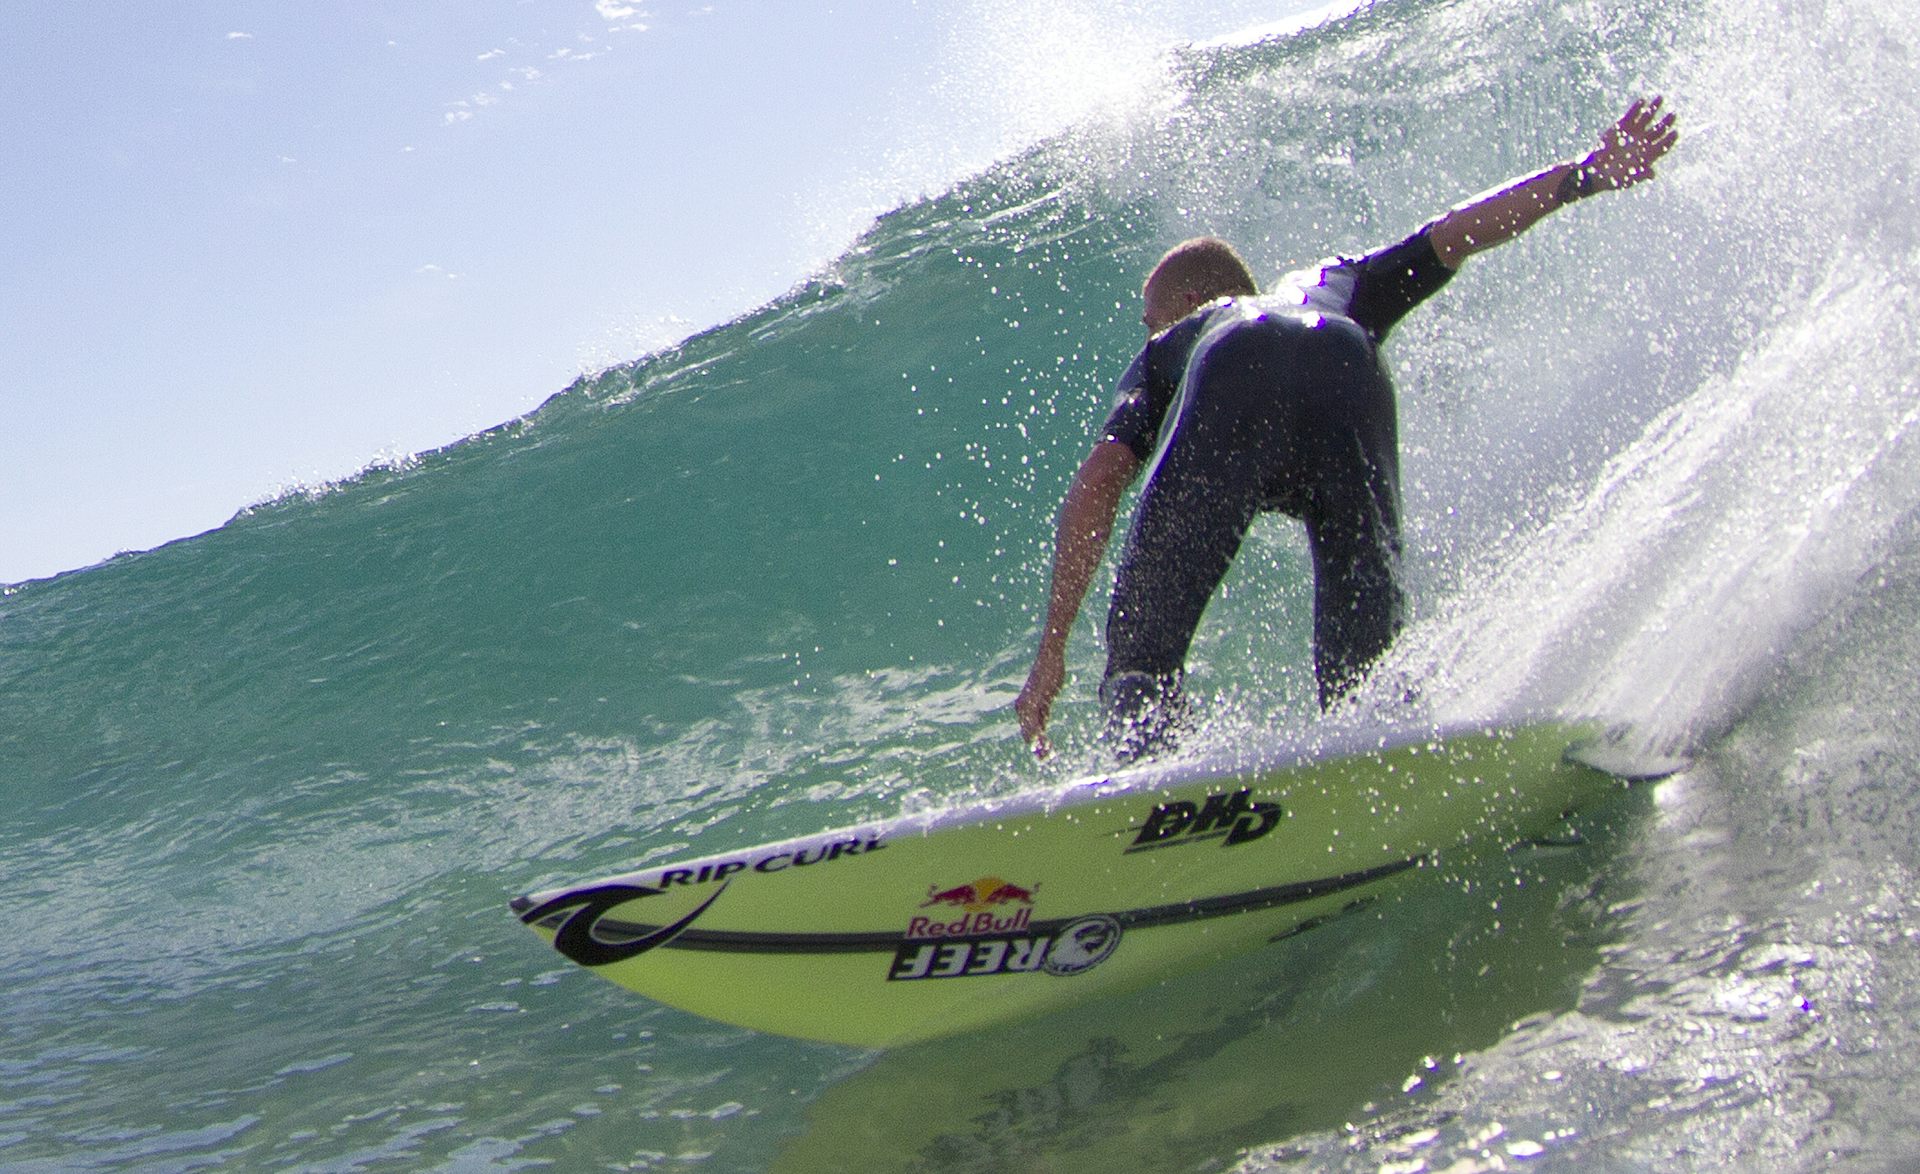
left=1428, top=96, right=1679, bottom=269
left=1015, top=440, right=1143, bottom=751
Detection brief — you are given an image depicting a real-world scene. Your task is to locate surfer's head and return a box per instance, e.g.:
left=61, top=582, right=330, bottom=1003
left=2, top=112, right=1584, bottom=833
left=1142, top=237, right=1257, bottom=333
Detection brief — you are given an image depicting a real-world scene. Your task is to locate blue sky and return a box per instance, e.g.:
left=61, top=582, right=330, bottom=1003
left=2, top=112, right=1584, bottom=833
left=3, top=1, right=1306, bottom=584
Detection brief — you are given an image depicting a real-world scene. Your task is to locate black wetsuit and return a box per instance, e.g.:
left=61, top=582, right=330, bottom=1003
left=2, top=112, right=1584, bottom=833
left=1098, top=226, right=1455, bottom=741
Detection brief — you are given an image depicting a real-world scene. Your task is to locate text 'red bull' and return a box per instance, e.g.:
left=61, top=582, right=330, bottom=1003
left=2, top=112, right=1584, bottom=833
left=911, top=876, right=1039, bottom=939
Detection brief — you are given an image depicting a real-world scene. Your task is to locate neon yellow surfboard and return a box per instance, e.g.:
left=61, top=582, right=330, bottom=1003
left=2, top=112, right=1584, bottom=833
left=511, top=721, right=1641, bottom=1048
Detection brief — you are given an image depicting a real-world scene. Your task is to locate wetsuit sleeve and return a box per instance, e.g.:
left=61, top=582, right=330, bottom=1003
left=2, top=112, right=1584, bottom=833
left=1343, top=227, right=1455, bottom=341
left=1099, top=349, right=1158, bottom=462
left=1098, top=310, right=1214, bottom=461
left=1098, top=309, right=1213, bottom=461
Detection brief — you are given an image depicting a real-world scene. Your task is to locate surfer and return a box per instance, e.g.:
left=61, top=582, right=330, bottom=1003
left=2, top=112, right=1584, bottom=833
left=1015, top=97, right=1679, bottom=760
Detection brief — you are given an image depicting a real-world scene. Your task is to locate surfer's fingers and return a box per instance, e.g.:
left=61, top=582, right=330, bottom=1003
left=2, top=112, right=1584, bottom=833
left=1615, top=97, right=1653, bottom=134
left=1638, top=109, right=1679, bottom=150
left=1612, top=96, right=1673, bottom=147
left=1014, top=686, right=1047, bottom=729
left=1594, top=114, right=1677, bottom=188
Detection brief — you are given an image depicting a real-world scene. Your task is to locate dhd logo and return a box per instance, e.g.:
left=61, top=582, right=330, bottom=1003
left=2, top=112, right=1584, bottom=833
left=1127, top=788, right=1282, bottom=852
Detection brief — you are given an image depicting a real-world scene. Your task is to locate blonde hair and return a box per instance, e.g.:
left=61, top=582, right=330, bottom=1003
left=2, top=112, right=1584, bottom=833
left=1146, top=237, right=1259, bottom=301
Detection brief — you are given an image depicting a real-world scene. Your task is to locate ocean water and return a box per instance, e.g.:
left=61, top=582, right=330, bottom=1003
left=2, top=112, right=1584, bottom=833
left=5, top=0, right=1920, bottom=1168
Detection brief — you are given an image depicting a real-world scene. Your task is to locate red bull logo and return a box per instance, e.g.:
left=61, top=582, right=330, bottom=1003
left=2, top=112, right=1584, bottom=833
left=909, top=876, right=1038, bottom=939
left=920, top=876, right=1037, bottom=912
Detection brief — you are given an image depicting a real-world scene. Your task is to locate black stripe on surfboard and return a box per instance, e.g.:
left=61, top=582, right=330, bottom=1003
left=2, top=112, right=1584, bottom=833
left=535, top=855, right=1424, bottom=956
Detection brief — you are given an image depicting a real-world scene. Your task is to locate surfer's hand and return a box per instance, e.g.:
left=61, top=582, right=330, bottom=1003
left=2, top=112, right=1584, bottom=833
left=1015, top=651, right=1064, bottom=759
left=1584, top=96, right=1678, bottom=192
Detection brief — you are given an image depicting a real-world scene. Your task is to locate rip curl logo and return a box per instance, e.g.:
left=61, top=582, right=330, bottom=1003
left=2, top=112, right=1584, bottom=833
left=516, top=882, right=728, bottom=967
left=516, top=835, right=883, bottom=967
left=1127, top=788, right=1282, bottom=852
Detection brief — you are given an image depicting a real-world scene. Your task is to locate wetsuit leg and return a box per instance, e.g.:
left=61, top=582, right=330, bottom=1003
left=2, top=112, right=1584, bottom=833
left=1303, top=486, right=1403, bottom=707
left=1278, top=319, right=1404, bottom=707
left=1103, top=314, right=1303, bottom=753
left=1274, top=318, right=1413, bottom=707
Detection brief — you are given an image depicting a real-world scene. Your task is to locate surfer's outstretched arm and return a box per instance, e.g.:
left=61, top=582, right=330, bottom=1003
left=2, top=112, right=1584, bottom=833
left=1016, top=440, right=1142, bottom=757
left=1428, top=96, right=1679, bottom=268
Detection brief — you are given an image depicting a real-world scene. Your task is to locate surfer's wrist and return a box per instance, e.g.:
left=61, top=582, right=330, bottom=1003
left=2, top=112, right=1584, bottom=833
left=1554, top=159, right=1603, bottom=205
